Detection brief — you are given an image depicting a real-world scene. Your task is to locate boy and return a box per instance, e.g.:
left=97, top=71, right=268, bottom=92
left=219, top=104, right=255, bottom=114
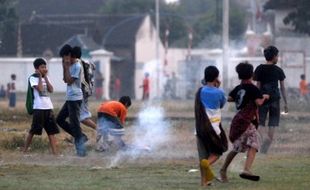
left=219, top=62, right=269, bottom=182
left=56, top=45, right=86, bottom=157
left=195, top=65, right=228, bottom=187
left=96, top=96, right=131, bottom=152
left=254, top=45, right=288, bottom=154
left=8, top=74, right=17, bottom=109
left=299, top=74, right=308, bottom=97
left=23, top=58, right=59, bottom=155
left=73, top=46, right=97, bottom=130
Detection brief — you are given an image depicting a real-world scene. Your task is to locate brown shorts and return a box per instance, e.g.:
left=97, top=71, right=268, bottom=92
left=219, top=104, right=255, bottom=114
left=30, top=110, right=59, bottom=135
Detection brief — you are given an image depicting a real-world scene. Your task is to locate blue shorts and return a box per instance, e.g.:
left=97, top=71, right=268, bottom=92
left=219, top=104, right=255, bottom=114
left=9, top=93, right=16, bottom=108
left=80, top=98, right=91, bottom=121
left=97, top=116, right=124, bottom=137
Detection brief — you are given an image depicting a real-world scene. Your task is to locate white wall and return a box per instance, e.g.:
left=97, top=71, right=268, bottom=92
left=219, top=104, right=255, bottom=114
left=0, top=58, right=65, bottom=92
left=135, top=15, right=165, bottom=99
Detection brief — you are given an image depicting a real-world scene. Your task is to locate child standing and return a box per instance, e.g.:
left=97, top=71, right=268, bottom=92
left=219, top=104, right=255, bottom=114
left=195, top=66, right=228, bottom=187
left=219, top=62, right=269, bottom=182
left=23, top=58, right=59, bottom=155
left=8, top=74, right=17, bottom=109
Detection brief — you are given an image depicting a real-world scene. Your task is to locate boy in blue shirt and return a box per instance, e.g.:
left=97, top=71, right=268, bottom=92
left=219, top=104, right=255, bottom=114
left=195, top=65, right=228, bottom=186
left=56, top=45, right=86, bottom=157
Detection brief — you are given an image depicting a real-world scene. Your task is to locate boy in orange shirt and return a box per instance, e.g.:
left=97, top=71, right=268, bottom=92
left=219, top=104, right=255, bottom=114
left=299, top=74, right=308, bottom=97
left=96, top=96, right=131, bottom=151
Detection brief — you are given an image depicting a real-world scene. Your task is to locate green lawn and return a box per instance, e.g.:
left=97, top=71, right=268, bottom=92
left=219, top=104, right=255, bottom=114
left=0, top=155, right=309, bottom=190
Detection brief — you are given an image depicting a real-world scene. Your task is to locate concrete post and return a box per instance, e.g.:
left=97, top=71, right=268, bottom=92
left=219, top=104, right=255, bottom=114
left=90, top=49, right=113, bottom=100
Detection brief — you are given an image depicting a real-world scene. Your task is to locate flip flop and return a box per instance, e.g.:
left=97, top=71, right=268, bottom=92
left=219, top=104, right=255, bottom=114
left=239, top=172, right=260, bottom=181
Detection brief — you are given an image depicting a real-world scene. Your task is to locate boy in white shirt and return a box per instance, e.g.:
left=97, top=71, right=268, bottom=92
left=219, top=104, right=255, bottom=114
left=23, top=58, right=59, bottom=155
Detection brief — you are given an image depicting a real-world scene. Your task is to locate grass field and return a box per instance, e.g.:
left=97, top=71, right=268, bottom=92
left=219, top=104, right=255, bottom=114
left=0, top=100, right=310, bottom=190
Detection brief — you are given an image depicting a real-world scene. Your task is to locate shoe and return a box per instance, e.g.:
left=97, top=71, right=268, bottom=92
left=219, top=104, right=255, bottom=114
left=74, top=136, right=87, bottom=157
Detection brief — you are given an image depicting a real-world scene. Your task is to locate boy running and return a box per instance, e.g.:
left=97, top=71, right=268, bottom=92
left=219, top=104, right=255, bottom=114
left=23, top=58, right=59, bottom=155
left=195, top=66, right=228, bottom=187
left=219, top=62, right=269, bottom=182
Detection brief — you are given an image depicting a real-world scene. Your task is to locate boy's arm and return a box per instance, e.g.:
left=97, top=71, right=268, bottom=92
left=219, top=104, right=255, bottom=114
left=45, top=76, right=53, bottom=93
left=32, top=72, right=44, bottom=92
left=280, top=80, right=288, bottom=112
left=227, top=96, right=234, bottom=102
left=63, top=64, right=77, bottom=85
left=255, top=94, right=269, bottom=106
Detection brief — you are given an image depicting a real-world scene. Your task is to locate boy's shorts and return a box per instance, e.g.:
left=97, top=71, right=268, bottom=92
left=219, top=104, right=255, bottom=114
left=196, top=136, right=210, bottom=160
left=232, top=124, right=260, bottom=153
left=80, top=98, right=91, bottom=121
left=259, top=100, right=280, bottom=127
left=30, top=110, right=59, bottom=135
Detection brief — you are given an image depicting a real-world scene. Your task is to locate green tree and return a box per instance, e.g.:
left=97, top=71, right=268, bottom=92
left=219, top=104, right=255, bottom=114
left=100, top=0, right=188, bottom=47
left=100, top=0, right=247, bottom=48
left=0, top=0, right=18, bottom=55
left=264, top=0, right=310, bottom=35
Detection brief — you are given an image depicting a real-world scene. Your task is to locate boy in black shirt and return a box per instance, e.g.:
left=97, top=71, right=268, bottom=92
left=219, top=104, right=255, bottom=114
left=218, top=62, right=269, bottom=182
left=254, top=46, right=288, bottom=154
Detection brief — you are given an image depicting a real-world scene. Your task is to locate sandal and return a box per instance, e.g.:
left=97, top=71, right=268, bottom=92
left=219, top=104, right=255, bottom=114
left=239, top=171, right=260, bottom=181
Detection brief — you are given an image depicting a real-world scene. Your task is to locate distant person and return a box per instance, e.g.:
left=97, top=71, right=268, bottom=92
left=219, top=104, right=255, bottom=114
left=56, top=45, right=87, bottom=157
left=95, top=70, right=104, bottom=100
left=171, top=72, right=178, bottom=99
left=140, top=73, right=150, bottom=100
left=23, top=58, right=59, bottom=155
left=96, top=96, right=131, bottom=152
left=7, top=74, right=17, bottom=109
left=0, top=85, right=5, bottom=99
left=114, top=76, right=121, bottom=99
left=194, top=66, right=228, bottom=187
left=254, top=45, right=288, bottom=154
left=219, top=62, right=269, bottom=182
left=299, top=74, right=308, bottom=97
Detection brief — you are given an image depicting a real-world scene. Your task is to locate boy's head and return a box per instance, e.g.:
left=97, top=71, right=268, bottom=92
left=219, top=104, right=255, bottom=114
left=264, top=46, right=279, bottom=64
left=236, top=61, right=253, bottom=80
left=11, top=74, right=16, bottom=80
left=301, top=74, right=306, bottom=80
left=72, top=46, right=82, bottom=59
left=119, top=96, right=132, bottom=108
left=59, top=44, right=72, bottom=64
left=203, top=65, right=219, bottom=83
left=33, top=58, right=48, bottom=76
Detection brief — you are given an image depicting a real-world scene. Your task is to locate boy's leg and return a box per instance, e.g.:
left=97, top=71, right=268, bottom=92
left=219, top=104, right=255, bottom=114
left=56, top=102, right=74, bottom=137
left=23, top=133, right=34, bottom=153
left=208, top=154, right=219, bottom=165
left=48, top=135, right=58, bottom=155
left=81, top=118, right=96, bottom=130
left=219, top=151, right=238, bottom=182
left=68, top=100, right=86, bottom=156
left=240, top=147, right=260, bottom=181
left=244, top=147, right=256, bottom=172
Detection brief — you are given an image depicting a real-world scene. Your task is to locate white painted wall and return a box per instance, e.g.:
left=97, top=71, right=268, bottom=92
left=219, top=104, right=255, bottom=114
left=135, top=15, right=165, bottom=99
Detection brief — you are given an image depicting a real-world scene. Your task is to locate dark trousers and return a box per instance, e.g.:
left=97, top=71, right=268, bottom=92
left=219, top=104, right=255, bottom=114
left=56, top=100, right=82, bottom=139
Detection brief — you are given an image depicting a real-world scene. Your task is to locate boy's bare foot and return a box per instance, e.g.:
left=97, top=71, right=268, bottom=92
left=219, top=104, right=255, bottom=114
left=217, top=169, right=228, bottom=183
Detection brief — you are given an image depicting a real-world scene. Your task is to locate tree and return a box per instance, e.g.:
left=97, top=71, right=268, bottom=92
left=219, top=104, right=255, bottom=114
left=0, top=0, right=18, bottom=55
left=100, top=0, right=247, bottom=48
left=100, top=0, right=188, bottom=47
left=264, top=0, right=310, bottom=35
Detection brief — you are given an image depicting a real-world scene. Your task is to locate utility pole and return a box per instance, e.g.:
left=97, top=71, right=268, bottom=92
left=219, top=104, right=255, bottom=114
left=155, top=0, right=161, bottom=97
left=222, top=0, right=229, bottom=90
